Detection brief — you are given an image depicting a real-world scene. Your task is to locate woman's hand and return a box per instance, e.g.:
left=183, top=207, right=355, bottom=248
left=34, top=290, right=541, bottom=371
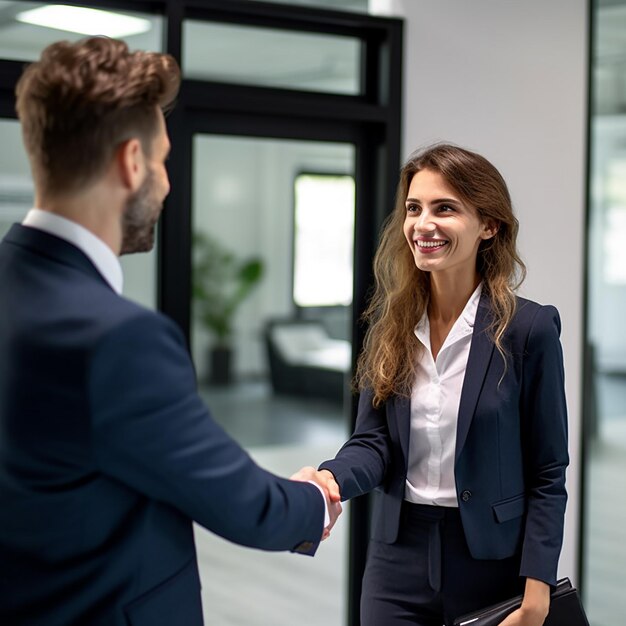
left=498, top=578, right=550, bottom=626
left=497, top=606, right=547, bottom=626
left=290, top=467, right=342, bottom=540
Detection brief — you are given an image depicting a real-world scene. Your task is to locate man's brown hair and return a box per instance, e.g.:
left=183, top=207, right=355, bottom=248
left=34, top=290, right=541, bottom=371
left=15, top=36, right=181, bottom=197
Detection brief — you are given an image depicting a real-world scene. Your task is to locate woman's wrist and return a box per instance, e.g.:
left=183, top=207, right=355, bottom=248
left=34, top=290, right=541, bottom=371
left=520, top=577, right=550, bottom=618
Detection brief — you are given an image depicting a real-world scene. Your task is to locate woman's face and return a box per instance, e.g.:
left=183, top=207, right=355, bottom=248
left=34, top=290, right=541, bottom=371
left=403, top=168, right=495, bottom=277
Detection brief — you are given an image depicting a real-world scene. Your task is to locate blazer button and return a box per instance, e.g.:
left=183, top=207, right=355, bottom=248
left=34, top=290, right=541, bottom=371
left=461, top=490, right=472, bottom=502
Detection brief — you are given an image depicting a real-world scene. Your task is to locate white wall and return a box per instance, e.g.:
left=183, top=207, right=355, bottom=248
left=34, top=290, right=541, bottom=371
left=372, top=0, right=588, bottom=582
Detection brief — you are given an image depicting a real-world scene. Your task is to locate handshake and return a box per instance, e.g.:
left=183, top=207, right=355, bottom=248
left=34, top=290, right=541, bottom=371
left=291, top=467, right=342, bottom=541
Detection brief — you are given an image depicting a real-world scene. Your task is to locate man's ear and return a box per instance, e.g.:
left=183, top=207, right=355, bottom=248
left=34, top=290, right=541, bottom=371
left=481, top=219, right=499, bottom=240
left=116, top=138, right=145, bottom=192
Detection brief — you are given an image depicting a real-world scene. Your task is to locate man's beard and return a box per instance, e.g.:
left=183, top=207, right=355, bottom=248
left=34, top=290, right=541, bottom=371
left=120, top=168, right=161, bottom=255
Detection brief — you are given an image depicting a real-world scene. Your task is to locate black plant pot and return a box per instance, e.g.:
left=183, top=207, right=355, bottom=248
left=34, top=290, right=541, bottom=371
left=209, top=346, right=233, bottom=386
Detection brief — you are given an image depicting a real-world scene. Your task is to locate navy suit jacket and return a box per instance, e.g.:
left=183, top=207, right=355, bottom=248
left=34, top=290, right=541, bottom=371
left=0, top=225, right=324, bottom=625
left=320, top=292, right=569, bottom=586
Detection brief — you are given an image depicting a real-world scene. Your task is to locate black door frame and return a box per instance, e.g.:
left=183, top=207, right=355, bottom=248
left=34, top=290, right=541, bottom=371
left=0, top=2, right=402, bottom=624
left=163, top=8, right=402, bottom=622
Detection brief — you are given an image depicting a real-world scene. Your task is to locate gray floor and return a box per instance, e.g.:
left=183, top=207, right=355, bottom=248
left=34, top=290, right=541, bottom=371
left=583, top=418, right=626, bottom=626
left=194, top=444, right=348, bottom=626
left=196, top=381, right=349, bottom=625
left=198, top=380, right=347, bottom=448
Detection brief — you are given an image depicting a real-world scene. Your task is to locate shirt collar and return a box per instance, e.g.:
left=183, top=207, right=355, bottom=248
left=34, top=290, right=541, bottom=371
left=414, top=282, right=483, bottom=350
left=22, top=208, right=123, bottom=294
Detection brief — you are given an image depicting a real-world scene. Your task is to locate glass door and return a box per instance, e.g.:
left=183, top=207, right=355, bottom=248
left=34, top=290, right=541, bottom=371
left=583, top=1, right=626, bottom=623
left=190, top=133, right=354, bottom=625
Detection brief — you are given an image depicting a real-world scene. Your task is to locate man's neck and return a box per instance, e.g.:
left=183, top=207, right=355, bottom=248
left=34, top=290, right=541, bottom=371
left=36, top=185, right=124, bottom=255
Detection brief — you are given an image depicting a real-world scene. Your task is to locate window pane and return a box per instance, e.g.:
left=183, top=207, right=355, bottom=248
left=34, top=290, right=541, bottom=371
left=0, top=119, right=33, bottom=240
left=183, top=20, right=361, bottom=95
left=119, top=234, right=158, bottom=309
left=0, top=2, right=163, bottom=61
left=293, top=173, right=355, bottom=306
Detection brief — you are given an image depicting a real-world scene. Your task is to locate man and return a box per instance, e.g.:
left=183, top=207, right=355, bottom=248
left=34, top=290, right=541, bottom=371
left=0, top=37, right=340, bottom=625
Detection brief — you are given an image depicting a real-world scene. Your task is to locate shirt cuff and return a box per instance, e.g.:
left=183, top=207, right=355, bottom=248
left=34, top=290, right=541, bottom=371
left=307, top=480, right=330, bottom=528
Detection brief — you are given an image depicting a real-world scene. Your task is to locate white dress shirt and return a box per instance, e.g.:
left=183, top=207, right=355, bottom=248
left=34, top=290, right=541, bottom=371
left=405, top=283, right=482, bottom=508
left=22, top=208, right=123, bottom=294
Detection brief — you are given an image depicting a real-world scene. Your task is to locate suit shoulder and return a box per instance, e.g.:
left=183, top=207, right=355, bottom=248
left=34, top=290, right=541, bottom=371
left=97, top=301, right=182, bottom=345
left=514, top=297, right=560, bottom=324
left=513, top=297, right=561, bottom=345
left=87, top=307, right=190, bottom=400
left=77, top=289, right=184, bottom=360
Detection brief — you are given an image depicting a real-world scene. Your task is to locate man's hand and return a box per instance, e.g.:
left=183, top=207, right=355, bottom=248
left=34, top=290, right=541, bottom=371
left=291, top=466, right=342, bottom=540
left=291, top=467, right=340, bottom=502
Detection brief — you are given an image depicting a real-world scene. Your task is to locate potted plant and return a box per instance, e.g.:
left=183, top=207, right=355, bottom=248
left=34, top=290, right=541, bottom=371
left=192, top=231, right=264, bottom=385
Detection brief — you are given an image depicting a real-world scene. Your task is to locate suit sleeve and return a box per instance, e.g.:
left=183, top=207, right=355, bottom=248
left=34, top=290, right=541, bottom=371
left=319, top=388, right=391, bottom=500
left=88, top=312, right=324, bottom=554
left=519, top=305, right=569, bottom=586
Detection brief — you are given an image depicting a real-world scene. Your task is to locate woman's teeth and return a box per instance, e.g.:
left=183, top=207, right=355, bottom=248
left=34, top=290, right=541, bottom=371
left=417, top=240, right=448, bottom=248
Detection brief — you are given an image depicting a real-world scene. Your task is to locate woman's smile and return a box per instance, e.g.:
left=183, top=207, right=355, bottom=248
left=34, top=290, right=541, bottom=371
left=414, top=237, right=449, bottom=253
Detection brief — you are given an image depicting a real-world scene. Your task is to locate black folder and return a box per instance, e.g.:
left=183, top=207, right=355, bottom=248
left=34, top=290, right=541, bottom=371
left=452, top=578, right=589, bottom=626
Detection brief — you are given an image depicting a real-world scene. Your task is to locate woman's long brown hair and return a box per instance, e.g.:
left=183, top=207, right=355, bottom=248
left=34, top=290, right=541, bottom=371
left=355, top=144, right=526, bottom=407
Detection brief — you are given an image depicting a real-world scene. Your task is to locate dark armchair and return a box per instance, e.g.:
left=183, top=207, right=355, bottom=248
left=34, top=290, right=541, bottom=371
left=264, top=319, right=351, bottom=404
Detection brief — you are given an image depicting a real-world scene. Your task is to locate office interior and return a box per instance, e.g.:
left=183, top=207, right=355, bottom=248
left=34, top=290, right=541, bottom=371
left=0, top=0, right=621, bottom=624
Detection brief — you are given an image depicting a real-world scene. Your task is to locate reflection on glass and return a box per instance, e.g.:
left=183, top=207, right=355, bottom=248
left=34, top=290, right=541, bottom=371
left=294, top=173, right=355, bottom=307
left=16, top=5, right=151, bottom=38
left=584, top=1, right=626, bottom=623
left=0, top=2, right=163, bottom=61
left=183, top=20, right=361, bottom=95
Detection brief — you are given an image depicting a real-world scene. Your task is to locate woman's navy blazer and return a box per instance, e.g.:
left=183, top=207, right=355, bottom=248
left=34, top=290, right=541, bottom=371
left=320, top=292, right=569, bottom=586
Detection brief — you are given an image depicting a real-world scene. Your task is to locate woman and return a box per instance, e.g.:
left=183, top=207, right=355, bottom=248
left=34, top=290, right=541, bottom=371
left=307, top=144, right=568, bottom=626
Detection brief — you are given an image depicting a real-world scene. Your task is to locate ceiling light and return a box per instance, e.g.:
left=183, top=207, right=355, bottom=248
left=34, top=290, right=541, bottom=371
left=16, top=5, right=151, bottom=38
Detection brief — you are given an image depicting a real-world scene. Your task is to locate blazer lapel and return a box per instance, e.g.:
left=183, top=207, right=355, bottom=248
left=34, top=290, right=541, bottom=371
left=455, top=291, right=496, bottom=461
